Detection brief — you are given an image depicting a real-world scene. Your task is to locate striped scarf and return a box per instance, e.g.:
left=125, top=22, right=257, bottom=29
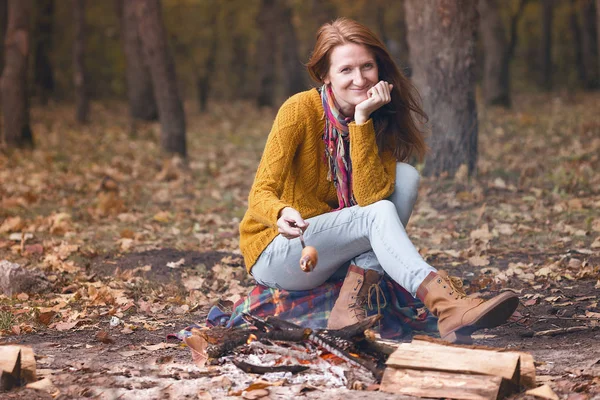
left=321, top=84, right=357, bottom=210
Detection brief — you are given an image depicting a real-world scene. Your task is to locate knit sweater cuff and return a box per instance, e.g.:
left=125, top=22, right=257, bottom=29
left=348, top=118, right=375, bottom=136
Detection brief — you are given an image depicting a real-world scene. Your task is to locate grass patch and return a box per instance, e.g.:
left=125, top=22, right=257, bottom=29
left=0, top=310, right=16, bottom=331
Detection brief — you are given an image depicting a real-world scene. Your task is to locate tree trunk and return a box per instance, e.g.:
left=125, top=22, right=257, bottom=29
left=33, top=0, right=54, bottom=105
left=478, top=0, right=510, bottom=107
left=232, top=34, right=251, bottom=99
left=478, top=0, right=528, bottom=107
left=540, top=0, right=553, bottom=90
left=196, top=1, right=219, bottom=112
left=0, top=0, right=33, bottom=148
left=597, top=0, right=600, bottom=81
left=134, top=0, right=186, bottom=156
left=117, top=0, right=157, bottom=120
left=405, top=0, right=479, bottom=177
left=391, top=2, right=412, bottom=76
left=0, top=0, right=9, bottom=76
left=73, top=0, right=88, bottom=123
left=256, top=0, right=277, bottom=107
left=570, top=0, right=587, bottom=86
left=580, top=0, right=599, bottom=89
left=279, top=0, right=305, bottom=97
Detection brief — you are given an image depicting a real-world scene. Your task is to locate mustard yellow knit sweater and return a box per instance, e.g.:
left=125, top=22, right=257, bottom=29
left=240, top=88, right=398, bottom=272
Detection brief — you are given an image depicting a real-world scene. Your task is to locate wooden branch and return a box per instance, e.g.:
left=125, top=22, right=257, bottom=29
left=232, top=359, right=309, bottom=374
left=321, top=314, right=382, bottom=339
left=534, top=326, right=593, bottom=337
left=249, top=341, right=317, bottom=361
left=205, top=326, right=311, bottom=359
left=308, top=330, right=384, bottom=382
left=363, top=334, right=401, bottom=357
left=264, top=315, right=304, bottom=330
left=207, top=335, right=250, bottom=359
left=534, top=315, right=600, bottom=321
left=242, top=313, right=272, bottom=332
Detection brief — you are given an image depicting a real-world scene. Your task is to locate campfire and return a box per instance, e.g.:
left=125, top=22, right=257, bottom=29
left=183, top=313, right=540, bottom=399
left=185, top=314, right=388, bottom=381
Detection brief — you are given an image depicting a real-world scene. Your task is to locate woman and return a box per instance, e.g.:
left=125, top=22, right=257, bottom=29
left=239, top=18, right=518, bottom=344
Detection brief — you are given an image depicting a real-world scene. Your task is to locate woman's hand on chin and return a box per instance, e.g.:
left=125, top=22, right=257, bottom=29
left=354, top=81, right=393, bottom=124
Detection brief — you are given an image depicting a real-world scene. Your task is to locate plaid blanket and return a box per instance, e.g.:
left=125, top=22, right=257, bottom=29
left=172, top=275, right=438, bottom=342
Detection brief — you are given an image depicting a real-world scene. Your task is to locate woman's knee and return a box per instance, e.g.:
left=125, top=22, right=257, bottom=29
left=395, top=163, right=420, bottom=192
left=366, top=199, right=397, bottom=217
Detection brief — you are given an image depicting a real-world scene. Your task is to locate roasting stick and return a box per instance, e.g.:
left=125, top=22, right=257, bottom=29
left=299, top=232, right=306, bottom=249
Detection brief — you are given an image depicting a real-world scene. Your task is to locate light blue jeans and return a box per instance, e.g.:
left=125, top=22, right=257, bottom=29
left=251, top=163, right=437, bottom=296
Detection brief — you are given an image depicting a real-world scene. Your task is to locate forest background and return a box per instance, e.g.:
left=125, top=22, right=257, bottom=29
left=0, top=1, right=599, bottom=399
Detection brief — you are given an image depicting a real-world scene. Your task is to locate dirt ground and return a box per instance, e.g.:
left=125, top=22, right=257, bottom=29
left=1, top=93, right=599, bottom=398
left=2, top=248, right=599, bottom=400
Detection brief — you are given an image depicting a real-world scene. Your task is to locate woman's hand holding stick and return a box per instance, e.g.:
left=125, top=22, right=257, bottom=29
left=277, top=207, right=318, bottom=272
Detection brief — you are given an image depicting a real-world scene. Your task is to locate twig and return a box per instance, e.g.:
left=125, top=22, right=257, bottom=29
left=249, top=341, right=317, bottom=361
left=532, top=315, right=600, bottom=322
left=533, top=326, right=594, bottom=337
left=307, top=330, right=383, bottom=382
left=323, top=314, right=382, bottom=339
left=232, top=359, right=309, bottom=374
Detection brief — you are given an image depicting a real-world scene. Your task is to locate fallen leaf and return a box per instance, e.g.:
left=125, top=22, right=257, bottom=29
left=37, top=311, right=56, bottom=326
left=121, top=325, right=135, bottom=334
left=16, top=293, right=29, bottom=301
left=183, top=276, right=205, bottom=291
left=242, top=388, right=270, bottom=400
left=0, top=216, right=25, bottom=233
left=492, top=177, right=506, bottom=189
left=526, top=384, right=559, bottom=400
left=167, top=258, right=185, bottom=269
left=54, top=321, right=79, bottom=331
left=153, top=211, right=172, bottom=223
left=142, top=343, right=177, bottom=351
left=26, top=377, right=60, bottom=398
left=118, top=238, right=134, bottom=252
left=496, top=223, right=514, bottom=235
left=185, top=335, right=209, bottom=368
left=443, top=250, right=461, bottom=258
left=119, top=228, right=135, bottom=239
left=544, top=296, right=563, bottom=303
left=197, top=391, right=213, bottom=400
left=470, top=224, right=493, bottom=242
left=24, top=244, right=44, bottom=256
left=95, top=330, right=115, bottom=344
left=535, top=266, right=554, bottom=277
left=585, top=310, right=600, bottom=318
left=211, top=375, right=232, bottom=388
left=468, top=255, right=490, bottom=267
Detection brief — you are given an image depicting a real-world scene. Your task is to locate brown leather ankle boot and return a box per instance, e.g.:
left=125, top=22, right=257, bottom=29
left=327, top=265, right=383, bottom=330
left=417, top=271, right=519, bottom=344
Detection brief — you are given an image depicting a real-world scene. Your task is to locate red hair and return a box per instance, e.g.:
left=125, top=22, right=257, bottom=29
left=306, top=18, right=427, bottom=162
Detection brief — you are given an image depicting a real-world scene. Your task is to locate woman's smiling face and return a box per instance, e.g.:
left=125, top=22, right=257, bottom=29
left=324, top=43, right=379, bottom=117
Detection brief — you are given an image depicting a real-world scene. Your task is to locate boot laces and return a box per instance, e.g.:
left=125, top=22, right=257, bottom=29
left=443, top=275, right=468, bottom=299
left=350, top=284, right=387, bottom=319
left=367, top=284, right=387, bottom=316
